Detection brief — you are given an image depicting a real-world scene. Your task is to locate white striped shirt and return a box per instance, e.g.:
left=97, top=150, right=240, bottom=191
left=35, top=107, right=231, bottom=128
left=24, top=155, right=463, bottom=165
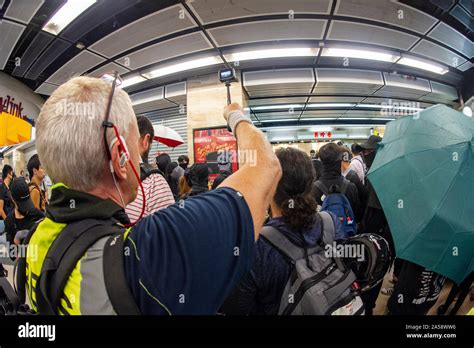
left=349, top=155, right=366, bottom=184
left=126, top=173, right=175, bottom=221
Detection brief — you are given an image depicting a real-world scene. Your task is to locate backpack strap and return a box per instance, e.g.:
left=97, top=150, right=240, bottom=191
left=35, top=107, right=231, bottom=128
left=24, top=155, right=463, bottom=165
left=260, top=226, right=318, bottom=262
left=35, top=219, right=122, bottom=315
left=339, top=179, right=350, bottom=195
left=15, top=219, right=43, bottom=305
left=0, top=276, right=20, bottom=313
left=315, top=180, right=329, bottom=195
left=103, top=233, right=141, bottom=315
left=318, top=211, right=335, bottom=246
left=140, top=162, right=161, bottom=181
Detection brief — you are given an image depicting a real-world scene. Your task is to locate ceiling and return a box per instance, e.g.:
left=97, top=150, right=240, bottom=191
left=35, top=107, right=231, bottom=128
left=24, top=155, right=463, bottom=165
left=0, top=0, right=472, bottom=127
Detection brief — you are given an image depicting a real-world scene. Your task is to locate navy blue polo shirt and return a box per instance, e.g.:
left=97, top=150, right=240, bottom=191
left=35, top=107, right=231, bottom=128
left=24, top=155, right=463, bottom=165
left=124, top=187, right=255, bottom=315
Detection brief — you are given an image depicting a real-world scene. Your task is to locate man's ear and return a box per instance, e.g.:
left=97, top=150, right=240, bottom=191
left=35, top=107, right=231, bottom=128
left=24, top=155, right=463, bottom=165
left=110, top=139, right=128, bottom=180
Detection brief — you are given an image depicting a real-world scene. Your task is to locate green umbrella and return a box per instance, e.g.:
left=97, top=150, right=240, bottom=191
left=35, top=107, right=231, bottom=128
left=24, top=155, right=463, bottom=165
left=367, top=104, right=474, bottom=283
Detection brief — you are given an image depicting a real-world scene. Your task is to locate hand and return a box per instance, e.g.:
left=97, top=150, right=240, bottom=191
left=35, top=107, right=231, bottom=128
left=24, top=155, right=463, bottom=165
left=223, top=103, right=243, bottom=122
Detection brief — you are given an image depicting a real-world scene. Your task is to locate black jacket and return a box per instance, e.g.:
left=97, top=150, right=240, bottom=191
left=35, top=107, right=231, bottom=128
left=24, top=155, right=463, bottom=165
left=345, top=169, right=368, bottom=212
left=313, top=163, right=362, bottom=222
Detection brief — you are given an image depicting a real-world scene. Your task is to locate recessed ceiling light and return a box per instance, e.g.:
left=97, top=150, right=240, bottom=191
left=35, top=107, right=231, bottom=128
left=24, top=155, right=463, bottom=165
left=252, top=104, right=305, bottom=111
left=322, top=47, right=400, bottom=62
left=397, top=55, right=449, bottom=75
left=43, top=0, right=96, bottom=35
left=307, top=103, right=356, bottom=108
left=120, top=75, right=147, bottom=89
left=142, top=56, right=223, bottom=79
left=226, top=47, right=318, bottom=62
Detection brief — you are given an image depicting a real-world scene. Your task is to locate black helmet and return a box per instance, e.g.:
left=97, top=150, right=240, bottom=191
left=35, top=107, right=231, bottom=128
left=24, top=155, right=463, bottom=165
left=341, top=233, right=392, bottom=293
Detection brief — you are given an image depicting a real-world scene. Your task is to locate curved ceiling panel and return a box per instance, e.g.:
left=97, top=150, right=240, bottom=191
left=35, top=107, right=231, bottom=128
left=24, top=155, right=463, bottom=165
left=428, top=22, right=474, bottom=58
left=187, top=0, right=332, bottom=24
left=115, top=32, right=212, bottom=70
left=0, top=20, right=25, bottom=70
left=327, top=20, right=419, bottom=50
left=46, top=51, right=105, bottom=85
left=89, top=4, right=197, bottom=58
left=335, top=0, right=438, bottom=35
left=410, top=40, right=467, bottom=68
left=208, top=19, right=327, bottom=46
left=3, top=0, right=44, bottom=25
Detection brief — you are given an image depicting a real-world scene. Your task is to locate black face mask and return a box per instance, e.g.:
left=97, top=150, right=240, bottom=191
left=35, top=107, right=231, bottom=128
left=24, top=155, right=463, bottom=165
left=180, top=163, right=188, bottom=170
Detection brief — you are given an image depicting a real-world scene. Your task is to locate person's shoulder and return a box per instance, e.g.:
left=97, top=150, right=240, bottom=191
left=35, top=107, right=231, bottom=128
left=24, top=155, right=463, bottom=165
left=4, top=211, right=15, bottom=225
left=28, top=208, right=45, bottom=219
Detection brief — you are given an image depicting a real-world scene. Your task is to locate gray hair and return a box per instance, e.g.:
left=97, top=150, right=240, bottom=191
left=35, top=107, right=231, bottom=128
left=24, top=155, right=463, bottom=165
left=36, top=76, right=137, bottom=191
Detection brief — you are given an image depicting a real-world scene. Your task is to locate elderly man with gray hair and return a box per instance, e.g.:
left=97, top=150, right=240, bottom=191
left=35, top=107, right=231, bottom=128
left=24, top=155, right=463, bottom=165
left=24, top=76, right=281, bottom=315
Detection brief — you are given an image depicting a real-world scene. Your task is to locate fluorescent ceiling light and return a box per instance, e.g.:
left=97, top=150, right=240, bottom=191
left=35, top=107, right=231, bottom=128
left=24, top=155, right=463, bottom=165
left=120, top=75, right=147, bottom=89
left=342, top=117, right=395, bottom=121
left=397, top=55, right=449, bottom=75
left=43, top=0, right=96, bottom=35
left=356, top=104, right=422, bottom=111
left=226, top=48, right=317, bottom=62
left=307, top=103, right=356, bottom=108
left=259, top=119, right=299, bottom=123
left=252, top=104, right=304, bottom=111
left=322, top=47, right=400, bottom=62
left=143, top=56, right=222, bottom=79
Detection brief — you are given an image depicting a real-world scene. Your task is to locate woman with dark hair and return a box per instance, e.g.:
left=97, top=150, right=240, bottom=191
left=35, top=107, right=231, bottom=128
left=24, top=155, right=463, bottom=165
left=177, top=175, right=192, bottom=200
left=222, top=147, right=343, bottom=315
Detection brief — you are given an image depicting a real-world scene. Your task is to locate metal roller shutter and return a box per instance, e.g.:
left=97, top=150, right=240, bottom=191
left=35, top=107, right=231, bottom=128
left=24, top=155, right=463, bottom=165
left=139, top=106, right=188, bottom=163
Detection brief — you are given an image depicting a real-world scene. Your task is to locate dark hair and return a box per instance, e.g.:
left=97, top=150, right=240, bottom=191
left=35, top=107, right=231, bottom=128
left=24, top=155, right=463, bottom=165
left=310, top=149, right=315, bottom=154
left=27, top=154, right=41, bottom=179
left=136, top=116, right=154, bottom=144
left=274, top=148, right=318, bottom=231
left=2, top=164, right=13, bottom=180
left=351, top=143, right=361, bottom=156
left=156, top=153, right=171, bottom=173
left=319, top=143, right=342, bottom=164
left=341, top=148, right=353, bottom=162
left=178, top=155, right=189, bottom=164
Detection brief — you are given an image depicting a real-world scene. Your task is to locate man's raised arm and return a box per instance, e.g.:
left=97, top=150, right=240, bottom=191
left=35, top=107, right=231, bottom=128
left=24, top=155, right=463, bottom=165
left=219, top=103, right=281, bottom=239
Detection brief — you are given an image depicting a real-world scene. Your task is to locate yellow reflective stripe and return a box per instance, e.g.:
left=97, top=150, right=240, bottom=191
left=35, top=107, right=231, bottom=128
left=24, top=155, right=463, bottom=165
left=60, top=256, right=83, bottom=315
left=50, top=182, right=68, bottom=190
left=26, top=216, right=82, bottom=314
left=127, top=236, right=141, bottom=261
left=27, top=217, right=66, bottom=312
left=139, top=279, right=172, bottom=315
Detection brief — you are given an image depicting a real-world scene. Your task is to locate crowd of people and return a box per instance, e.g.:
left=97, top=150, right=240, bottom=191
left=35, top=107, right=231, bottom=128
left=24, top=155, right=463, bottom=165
left=0, top=75, right=472, bottom=316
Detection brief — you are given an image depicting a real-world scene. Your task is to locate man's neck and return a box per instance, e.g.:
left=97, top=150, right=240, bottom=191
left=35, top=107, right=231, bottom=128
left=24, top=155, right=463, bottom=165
left=87, top=184, right=126, bottom=208
left=31, top=176, right=42, bottom=187
left=4, top=178, right=11, bottom=187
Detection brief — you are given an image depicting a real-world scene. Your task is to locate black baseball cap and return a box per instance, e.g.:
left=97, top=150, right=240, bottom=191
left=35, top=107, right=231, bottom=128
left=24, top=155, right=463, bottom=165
left=10, top=177, right=34, bottom=213
left=359, top=135, right=382, bottom=150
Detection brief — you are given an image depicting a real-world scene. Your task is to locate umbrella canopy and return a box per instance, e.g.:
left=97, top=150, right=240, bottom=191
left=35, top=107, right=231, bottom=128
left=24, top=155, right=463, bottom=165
left=367, top=104, right=474, bottom=283
left=153, top=124, right=184, bottom=148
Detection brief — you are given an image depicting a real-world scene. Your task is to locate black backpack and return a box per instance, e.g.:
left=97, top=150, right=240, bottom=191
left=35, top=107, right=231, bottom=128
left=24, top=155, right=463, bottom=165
left=140, top=162, right=162, bottom=181
left=13, top=219, right=141, bottom=315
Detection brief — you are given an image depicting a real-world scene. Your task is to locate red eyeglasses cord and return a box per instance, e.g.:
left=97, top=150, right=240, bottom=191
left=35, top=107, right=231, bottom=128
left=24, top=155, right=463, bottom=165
left=111, top=123, right=146, bottom=227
